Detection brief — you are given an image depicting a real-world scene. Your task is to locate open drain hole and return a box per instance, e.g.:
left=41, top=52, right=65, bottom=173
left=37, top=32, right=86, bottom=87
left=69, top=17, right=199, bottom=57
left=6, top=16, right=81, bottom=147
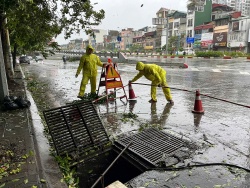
left=76, top=148, right=143, bottom=188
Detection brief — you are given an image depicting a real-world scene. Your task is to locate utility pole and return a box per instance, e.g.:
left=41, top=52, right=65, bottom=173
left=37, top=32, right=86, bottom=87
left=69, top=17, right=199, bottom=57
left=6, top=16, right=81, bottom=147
left=165, top=16, right=169, bottom=55
left=177, top=32, right=180, bottom=55
left=0, top=32, right=9, bottom=102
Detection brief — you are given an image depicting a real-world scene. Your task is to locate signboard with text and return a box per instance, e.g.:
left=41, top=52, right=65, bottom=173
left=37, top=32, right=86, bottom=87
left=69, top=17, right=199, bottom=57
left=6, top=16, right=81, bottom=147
left=201, top=33, right=213, bottom=48
left=194, top=34, right=201, bottom=40
left=186, top=37, right=195, bottom=44
left=117, top=36, right=121, bottom=42
left=213, top=32, right=227, bottom=47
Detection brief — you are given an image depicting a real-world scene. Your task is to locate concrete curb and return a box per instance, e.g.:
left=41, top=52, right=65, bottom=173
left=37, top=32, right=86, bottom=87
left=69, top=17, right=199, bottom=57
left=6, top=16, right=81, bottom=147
left=19, top=65, right=67, bottom=188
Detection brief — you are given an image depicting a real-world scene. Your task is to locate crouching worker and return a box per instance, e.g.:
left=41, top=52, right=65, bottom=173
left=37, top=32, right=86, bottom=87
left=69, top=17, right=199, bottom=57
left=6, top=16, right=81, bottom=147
left=129, top=62, right=174, bottom=104
left=75, top=44, right=104, bottom=99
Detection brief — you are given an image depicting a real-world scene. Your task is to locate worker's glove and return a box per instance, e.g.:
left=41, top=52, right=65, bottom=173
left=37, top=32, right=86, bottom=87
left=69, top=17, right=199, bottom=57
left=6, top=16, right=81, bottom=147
left=158, top=84, right=162, bottom=87
left=75, top=74, right=78, bottom=78
left=102, top=63, right=106, bottom=67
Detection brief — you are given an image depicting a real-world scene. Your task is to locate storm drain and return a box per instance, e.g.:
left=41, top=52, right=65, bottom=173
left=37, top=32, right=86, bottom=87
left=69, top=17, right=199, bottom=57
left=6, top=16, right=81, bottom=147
left=43, top=100, right=110, bottom=157
left=115, top=128, right=187, bottom=167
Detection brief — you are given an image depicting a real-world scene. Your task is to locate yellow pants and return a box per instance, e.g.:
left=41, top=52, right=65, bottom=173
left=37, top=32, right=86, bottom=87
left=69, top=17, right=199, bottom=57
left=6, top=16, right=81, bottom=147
left=151, top=71, right=172, bottom=101
left=78, top=74, right=97, bottom=97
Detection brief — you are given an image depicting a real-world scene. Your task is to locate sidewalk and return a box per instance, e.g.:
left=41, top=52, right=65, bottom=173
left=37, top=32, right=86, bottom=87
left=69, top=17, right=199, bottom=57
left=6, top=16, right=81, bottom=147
left=0, top=64, right=66, bottom=188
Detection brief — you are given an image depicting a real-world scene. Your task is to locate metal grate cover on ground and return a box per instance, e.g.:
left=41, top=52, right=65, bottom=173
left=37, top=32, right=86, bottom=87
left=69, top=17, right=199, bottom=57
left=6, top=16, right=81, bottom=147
left=115, top=128, right=187, bottom=166
left=43, top=100, right=109, bottom=157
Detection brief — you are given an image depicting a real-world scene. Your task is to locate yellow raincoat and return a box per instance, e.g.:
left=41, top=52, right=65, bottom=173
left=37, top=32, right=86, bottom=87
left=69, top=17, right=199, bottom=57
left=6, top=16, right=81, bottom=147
left=131, top=62, right=172, bottom=102
left=76, top=45, right=103, bottom=96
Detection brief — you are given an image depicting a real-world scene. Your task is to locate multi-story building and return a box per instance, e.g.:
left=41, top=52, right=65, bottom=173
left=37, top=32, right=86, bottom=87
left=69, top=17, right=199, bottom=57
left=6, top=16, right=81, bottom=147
left=194, top=23, right=214, bottom=50
left=68, top=38, right=83, bottom=50
left=167, top=11, right=187, bottom=51
left=120, top=28, right=133, bottom=50
left=214, top=0, right=250, bottom=17
left=212, top=4, right=237, bottom=51
left=89, top=29, right=107, bottom=51
left=62, top=0, right=250, bottom=53
left=228, top=13, right=250, bottom=52
left=227, top=0, right=236, bottom=7
left=152, top=7, right=173, bottom=49
left=103, top=30, right=119, bottom=51
left=186, top=0, right=212, bottom=49
left=229, top=0, right=250, bottom=16
left=143, top=31, right=157, bottom=50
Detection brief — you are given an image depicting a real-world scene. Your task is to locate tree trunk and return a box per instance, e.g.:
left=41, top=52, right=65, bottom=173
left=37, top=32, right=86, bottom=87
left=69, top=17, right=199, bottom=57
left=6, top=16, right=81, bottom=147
left=2, top=18, right=14, bottom=80
left=12, top=44, right=17, bottom=68
left=0, top=30, right=9, bottom=102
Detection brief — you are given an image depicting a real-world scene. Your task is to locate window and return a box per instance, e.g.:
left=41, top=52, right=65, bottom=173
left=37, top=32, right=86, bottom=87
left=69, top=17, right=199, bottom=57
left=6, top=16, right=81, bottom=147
left=196, top=6, right=204, bottom=12
left=188, top=19, right=193, bottom=27
left=195, top=30, right=201, bottom=35
left=174, top=22, right=180, bottom=28
left=187, top=30, right=192, bottom=37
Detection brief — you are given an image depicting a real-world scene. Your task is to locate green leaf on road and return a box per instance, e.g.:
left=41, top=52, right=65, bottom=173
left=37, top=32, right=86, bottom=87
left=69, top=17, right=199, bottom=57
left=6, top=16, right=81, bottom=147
left=40, top=179, right=46, bottom=183
left=24, top=179, right=28, bottom=184
left=12, top=178, right=20, bottom=182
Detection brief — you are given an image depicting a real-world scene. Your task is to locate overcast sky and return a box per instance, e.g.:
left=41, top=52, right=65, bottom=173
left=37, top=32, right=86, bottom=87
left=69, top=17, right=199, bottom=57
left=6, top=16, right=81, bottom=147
left=55, top=0, right=187, bottom=45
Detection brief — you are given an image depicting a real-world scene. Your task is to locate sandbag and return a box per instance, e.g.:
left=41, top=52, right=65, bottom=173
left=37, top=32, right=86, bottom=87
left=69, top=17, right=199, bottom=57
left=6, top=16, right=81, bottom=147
left=14, top=96, right=31, bottom=108
left=3, top=95, right=31, bottom=110
left=3, top=96, right=19, bottom=110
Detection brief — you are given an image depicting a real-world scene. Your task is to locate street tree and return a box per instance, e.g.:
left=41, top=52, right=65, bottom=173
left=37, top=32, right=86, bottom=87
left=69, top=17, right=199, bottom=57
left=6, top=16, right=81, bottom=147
left=0, top=0, right=105, bottom=101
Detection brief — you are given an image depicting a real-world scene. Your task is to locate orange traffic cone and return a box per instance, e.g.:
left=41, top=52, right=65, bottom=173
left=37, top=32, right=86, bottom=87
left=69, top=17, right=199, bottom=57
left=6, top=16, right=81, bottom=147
left=192, top=90, right=204, bottom=114
left=128, top=82, right=136, bottom=100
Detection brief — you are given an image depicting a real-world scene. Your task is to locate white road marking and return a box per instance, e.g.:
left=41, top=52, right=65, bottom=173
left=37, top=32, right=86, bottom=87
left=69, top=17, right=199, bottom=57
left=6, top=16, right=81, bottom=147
left=216, top=65, right=228, bottom=68
left=212, top=69, right=221, bottom=72
left=191, top=68, right=199, bottom=71
left=240, top=72, right=250, bottom=75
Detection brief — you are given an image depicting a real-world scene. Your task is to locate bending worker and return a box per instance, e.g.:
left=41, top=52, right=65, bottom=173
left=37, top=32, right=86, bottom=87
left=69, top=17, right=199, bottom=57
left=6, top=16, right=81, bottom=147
left=129, top=62, right=174, bottom=104
left=75, top=44, right=104, bottom=99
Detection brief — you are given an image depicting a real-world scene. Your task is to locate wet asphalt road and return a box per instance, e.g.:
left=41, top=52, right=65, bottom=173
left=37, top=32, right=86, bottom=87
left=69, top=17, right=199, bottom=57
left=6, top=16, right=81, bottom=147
left=21, top=55, right=250, bottom=187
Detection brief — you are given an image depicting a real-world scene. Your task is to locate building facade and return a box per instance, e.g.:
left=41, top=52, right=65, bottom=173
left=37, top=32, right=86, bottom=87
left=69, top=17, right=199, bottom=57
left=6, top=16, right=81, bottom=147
left=228, top=14, right=250, bottom=52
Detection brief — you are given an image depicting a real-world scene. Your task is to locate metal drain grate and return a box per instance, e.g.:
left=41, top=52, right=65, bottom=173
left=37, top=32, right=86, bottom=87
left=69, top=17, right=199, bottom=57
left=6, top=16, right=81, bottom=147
left=43, top=100, right=109, bottom=156
left=115, top=128, right=186, bottom=166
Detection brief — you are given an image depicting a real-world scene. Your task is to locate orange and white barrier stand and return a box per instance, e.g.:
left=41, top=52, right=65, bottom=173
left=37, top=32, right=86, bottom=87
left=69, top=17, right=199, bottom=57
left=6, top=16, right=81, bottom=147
left=192, top=90, right=204, bottom=114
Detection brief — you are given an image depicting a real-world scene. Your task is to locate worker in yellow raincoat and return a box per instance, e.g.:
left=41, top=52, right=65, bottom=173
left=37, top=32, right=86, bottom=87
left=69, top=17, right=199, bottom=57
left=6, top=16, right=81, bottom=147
left=75, top=45, right=104, bottom=98
left=129, top=62, right=174, bottom=104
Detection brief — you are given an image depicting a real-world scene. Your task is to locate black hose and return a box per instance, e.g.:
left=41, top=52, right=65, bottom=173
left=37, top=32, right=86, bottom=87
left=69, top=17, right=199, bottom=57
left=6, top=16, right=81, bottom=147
left=131, top=82, right=250, bottom=108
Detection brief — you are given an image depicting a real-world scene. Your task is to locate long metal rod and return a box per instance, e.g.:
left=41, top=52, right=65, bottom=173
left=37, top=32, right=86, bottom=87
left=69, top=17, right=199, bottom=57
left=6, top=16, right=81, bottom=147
left=90, top=142, right=133, bottom=188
